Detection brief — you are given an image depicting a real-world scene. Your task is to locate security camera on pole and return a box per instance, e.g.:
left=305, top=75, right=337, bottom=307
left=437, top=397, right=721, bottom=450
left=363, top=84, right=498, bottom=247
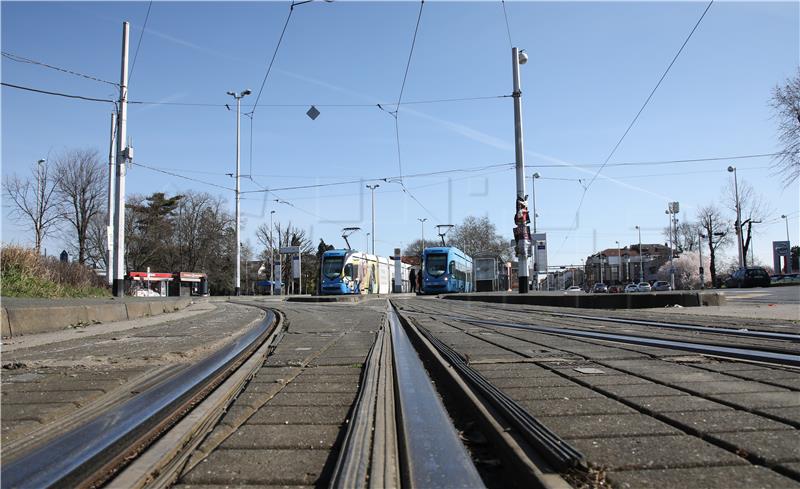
left=511, top=47, right=530, bottom=293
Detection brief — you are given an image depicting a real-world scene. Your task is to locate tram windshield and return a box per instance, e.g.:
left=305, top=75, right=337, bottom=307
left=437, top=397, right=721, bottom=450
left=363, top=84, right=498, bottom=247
left=426, top=253, right=448, bottom=277
left=322, top=257, right=344, bottom=279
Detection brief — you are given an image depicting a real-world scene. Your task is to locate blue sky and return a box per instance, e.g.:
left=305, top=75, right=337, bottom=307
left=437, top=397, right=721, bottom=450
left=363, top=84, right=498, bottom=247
left=2, top=1, right=798, bottom=271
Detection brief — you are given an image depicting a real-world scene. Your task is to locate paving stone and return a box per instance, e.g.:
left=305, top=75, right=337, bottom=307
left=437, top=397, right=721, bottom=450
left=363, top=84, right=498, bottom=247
left=643, top=372, right=731, bottom=383
left=708, top=430, right=800, bottom=464
left=564, top=374, right=654, bottom=387
left=1, top=389, right=105, bottom=405
left=313, top=356, right=369, bottom=366
left=568, top=435, right=747, bottom=470
left=299, top=366, right=365, bottom=375
left=181, top=449, right=333, bottom=486
left=266, top=392, right=356, bottom=407
left=220, top=425, right=340, bottom=450
left=281, top=382, right=359, bottom=394
left=539, top=414, right=681, bottom=439
left=290, top=374, right=361, bottom=384
left=710, top=392, right=800, bottom=410
left=250, top=367, right=301, bottom=383
left=608, top=465, right=800, bottom=488
left=677, top=381, right=789, bottom=395
left=661, top=411, right=794, bottom=434
left=472, top=363, right=555, bottom=377
left=519, top=397, right=635, bottom=417
left=757, top=406, right=800, bottom=426
left=625, top=396, right=734, bottom=414
left=240, top=381, right=286, bottom=395
left=725, top=369, right=800, bottom=381
left=595, top=383, right=689, bottom=398
left=247, top=405, right=352, bottom=425
left=488, top=376, right=579, bottom=389
left=500, top=386, right=602, bottom=400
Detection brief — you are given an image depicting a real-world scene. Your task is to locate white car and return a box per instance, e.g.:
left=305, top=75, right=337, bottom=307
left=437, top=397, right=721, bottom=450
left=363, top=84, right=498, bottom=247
left=624, top=283, right=639, bottom=293
left=565, top=286, right=583, bottom=294
left=637, top=282, right=652, bottom=292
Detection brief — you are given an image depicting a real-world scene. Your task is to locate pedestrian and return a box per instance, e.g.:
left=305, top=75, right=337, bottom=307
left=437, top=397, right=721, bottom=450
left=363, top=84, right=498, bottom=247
left=409, top=268, right=416, bottom=293
left=417, top=267, right=423, bottom=293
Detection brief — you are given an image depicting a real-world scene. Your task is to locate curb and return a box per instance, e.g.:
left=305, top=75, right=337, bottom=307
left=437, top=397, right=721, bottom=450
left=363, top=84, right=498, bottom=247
left=2, top=298, right=194, bottom=338
left=441, top=291, right=726, bottom=309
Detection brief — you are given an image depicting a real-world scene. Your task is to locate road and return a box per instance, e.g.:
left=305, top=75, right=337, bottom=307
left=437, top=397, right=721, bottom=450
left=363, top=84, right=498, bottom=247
left=722, top=286, right=800, bottom=305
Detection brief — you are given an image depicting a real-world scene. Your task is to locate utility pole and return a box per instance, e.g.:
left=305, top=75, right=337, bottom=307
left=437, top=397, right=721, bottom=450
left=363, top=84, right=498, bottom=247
left=615, top=240, right=621, bottom=283
left=227, top=89, right=251, bottom=296
left=112, top=21, right=131, bottom=298
left=511, top=47, right=530, bottom=293
left=699, top=233, right=706, bottom=289
left=106, top=112, right=116, bottom=285
left=366, top=184, right=379, bottom=254
left=782, top=214, right=792, bottom=273
left=635, top=225, right=643, bottom=283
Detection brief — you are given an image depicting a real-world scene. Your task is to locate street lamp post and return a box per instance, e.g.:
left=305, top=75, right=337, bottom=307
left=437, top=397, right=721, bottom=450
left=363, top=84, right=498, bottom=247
left=615, top=240, right=621, bottom=284
left=227, top=88, right=251, bottom=296
left=417, top=217, right=427, bottom=252
left=511, top=47, right=530, bottom=293
left=781, top=214, right=792, bottom=273
left=366, top=184, right=379, bottom=254
left=270, top=210, right=276, bottom=296
left=666, top=209, right=675, bottom=290
left=531, top=172, right=540, bottom=290
left=727, top=166, right=745, bottom=269
left=635, top=225, right=643, bottom=282
left=699, top=233, right=706, bottom=289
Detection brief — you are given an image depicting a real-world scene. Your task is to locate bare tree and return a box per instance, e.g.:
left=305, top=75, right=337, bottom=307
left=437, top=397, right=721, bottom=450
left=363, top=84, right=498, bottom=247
left=55, top=149, right=107, bottom=264
left=662, top=220, right=700, bottom=254
left=449, top=215, right=513, bottom=260
left=403, top=239, right=441, bottom=257
left=3, top=159, right=62, bottom=253
left=770, top=68, right=800, bottom=184
left=696, top=204, right=732, bottom=287
left=723, top=180, right=772, bottom=266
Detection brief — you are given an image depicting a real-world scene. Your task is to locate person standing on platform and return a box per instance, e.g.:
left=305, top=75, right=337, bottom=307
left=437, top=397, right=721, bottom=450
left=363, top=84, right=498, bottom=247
left=409, top=268, right=416, bottom=293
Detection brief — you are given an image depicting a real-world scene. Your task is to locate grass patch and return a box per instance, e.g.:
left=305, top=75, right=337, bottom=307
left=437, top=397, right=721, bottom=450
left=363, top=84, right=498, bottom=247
left=1, top=245, right=110, bottom=298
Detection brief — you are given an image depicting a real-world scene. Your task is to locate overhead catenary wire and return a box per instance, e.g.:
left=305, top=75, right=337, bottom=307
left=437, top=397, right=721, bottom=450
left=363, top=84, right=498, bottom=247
left=555, top=0, right=714, bottom=254
left=134, top=162, right=235, bottom=191
left=1, top=81, right=115, bottom=103
left=1, top=51, right=118, bottom=87
left=249, top=1, right=296, bottom=117
left=500, top=0, right=514, bottom=49
left=128, top=0, right=154, bottom=83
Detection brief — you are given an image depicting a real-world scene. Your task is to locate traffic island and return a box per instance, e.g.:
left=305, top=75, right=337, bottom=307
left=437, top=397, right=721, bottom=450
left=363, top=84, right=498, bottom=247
left=1, top=297, right=194, bottom=337
left=441, top=291, right=726, bottom=309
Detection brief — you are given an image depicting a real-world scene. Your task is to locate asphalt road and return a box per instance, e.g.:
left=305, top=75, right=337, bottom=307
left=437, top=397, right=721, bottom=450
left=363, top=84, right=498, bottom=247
left=722, top=286, right=800, bottom=305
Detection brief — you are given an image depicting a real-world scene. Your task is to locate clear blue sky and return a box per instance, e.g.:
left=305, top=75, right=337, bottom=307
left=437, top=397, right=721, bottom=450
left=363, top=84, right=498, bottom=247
left=3, top=1, right=798, bottom=271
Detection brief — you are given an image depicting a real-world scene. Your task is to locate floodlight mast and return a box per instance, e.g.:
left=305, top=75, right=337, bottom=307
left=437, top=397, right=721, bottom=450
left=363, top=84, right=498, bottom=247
left=341, top=227, right=361, bottom=250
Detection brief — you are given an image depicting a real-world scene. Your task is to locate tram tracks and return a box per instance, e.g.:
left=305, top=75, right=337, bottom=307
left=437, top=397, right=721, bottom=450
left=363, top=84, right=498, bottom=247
left=1, top=304, right=282, bottom=489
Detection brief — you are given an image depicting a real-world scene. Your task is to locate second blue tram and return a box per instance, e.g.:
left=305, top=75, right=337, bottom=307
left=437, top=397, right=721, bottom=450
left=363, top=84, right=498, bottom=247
left=421, top=246, right=474, bottom=294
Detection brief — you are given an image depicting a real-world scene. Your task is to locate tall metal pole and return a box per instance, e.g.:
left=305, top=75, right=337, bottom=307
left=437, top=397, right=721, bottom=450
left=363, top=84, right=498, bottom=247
left=112, top=21, right=130, bottom=298
left=616, top=240, right=621, bottom=283
left=270, top=210, right=275, bottom=295
left=366, top=184, right=379, bottom=254
left=728, top=166, right=745, bottom=269
left=512, top=47, right=529, bottom=293
left=106, top=112, right=116, bottom=285
left=234, top=96, right=241, bottom=296
left=782, top=214, right=792, bottom=273
left=418, top=217, right=427, bottom=251
left=636, top=225, right=643, bottom=282
left=35, top=158, right=44, bottom=253
left=667, top=208, right=675, bottom=290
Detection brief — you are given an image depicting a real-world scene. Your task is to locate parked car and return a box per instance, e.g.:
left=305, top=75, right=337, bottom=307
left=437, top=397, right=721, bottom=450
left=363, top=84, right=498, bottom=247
left=624, top=283, right=639, bottom=293
left=608, top=285, right=623, bottom=293
left=637, top=282, right=652, bottom=292
left=652, top=281, right=672, bottom=291
left=724, top=267, right=771, bottom=288
left=565, top=285, right=583, bottom=294
left=592, top=283, right=609, bottom=293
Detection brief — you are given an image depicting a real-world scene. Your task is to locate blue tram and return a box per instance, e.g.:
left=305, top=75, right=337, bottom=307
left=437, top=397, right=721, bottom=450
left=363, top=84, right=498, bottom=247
left=421, top=246, right=474, bottom=294
left=320, top=249, right=393, bottom=295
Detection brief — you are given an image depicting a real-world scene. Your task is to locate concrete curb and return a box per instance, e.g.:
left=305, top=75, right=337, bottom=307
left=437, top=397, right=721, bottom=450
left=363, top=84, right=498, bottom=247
left=442, top=292, right=726, bottom=309
left=2, top=298, right=194, bottom=338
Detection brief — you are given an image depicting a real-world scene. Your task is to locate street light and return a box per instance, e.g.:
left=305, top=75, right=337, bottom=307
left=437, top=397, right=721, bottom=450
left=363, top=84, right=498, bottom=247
left=512, top=46, right=530, bottom=293
left=531, top=172, right=540, bottom=234
left=728, top=166, right=745, bottom=269
left=270, top=210, right=276, bottom=296
left=615, top=240, right=621, bottom=284
left=366, top=184, right=379, bottom=254
left=781, top=214, right=791, bottom=242
left=635, top=225, right=643, bottom=282
left=417, top=217, right=427, bottom=253
left=782, top=214, right=792, bottom=273
left=227, top=88, right=251, bottom=296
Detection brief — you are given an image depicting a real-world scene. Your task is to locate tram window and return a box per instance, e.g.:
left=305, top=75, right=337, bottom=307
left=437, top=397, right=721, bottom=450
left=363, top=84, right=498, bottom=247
left=449, top=261, right=456, bottom=275
left=344, top=263, right=354, bottom=279
left=426, top=254, right=447, bottom=276
left=323, top=257, right=344, bottom=279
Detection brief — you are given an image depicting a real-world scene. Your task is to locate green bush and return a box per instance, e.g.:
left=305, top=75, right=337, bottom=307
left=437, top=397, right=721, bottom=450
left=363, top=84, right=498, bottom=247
left=0, top=245, right=110, bottom=298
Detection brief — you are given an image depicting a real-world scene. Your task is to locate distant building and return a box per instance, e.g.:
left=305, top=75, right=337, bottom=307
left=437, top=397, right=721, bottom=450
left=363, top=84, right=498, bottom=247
left=585, top=244, right=672, bottom=284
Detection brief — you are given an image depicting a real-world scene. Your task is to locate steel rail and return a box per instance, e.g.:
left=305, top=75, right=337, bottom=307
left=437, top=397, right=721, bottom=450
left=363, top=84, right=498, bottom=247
left=387, top=303, right=486, bottom=488
left=1, top=309, right=277, bottom=489
left=488, top=306, right=800, bottom=342
left=404, top=313, right=586, bottom=471
left=437, top=314, right=800, bottom=367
